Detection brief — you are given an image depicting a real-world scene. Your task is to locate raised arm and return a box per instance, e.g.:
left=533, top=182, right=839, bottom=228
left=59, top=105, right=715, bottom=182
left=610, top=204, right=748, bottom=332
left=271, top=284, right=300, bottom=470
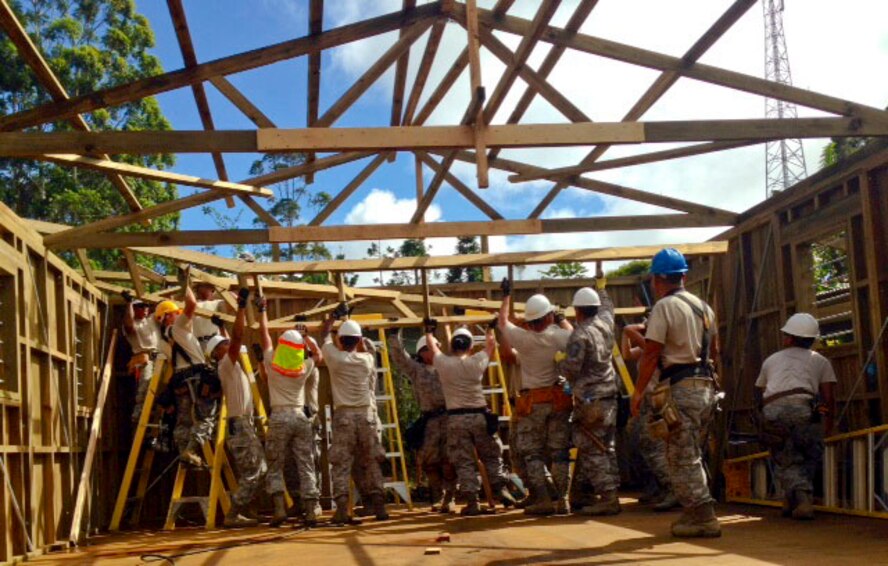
left=305, top=335, right=323, bottom=365
left=621, top=323, right=646, bottom=361
left=424, top=318, right=442, bottom=358
left=485, top=326, right=496, bottom=358
left=257, top=295, right=272, bottom=352
left=183, top=267, right=197, bottom=319
left=596, top=277, right=615, bottom=326
left=227, top=288, right=249, bottom=363
left=498, top=277, right=511, bottom=330
left=121, top=290, right=136, bottom=336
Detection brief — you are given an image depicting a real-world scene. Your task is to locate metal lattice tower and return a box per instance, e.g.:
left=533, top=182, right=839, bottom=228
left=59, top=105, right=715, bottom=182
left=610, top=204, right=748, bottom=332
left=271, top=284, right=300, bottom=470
left=764, top=0, right=807, bottom=198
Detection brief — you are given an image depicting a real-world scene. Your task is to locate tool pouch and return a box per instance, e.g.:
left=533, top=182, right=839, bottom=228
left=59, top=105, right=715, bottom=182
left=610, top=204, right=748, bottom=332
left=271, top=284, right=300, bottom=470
left=127, top=352, right=150, bottom=376
left=648, top=382, right=681, bottom=438
left=515, top=395, right=533, bottom=418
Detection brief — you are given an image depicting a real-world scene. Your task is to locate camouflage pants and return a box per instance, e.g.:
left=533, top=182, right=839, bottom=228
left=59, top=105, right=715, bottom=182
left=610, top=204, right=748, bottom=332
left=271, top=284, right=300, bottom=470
left=329, top=407, right=385, bottom=501
left=666, top=380, right=716, bottom=508
left=508, top=414, right=526, bottom=482
left=226, top=418, right=268, bottom=508
left=420, top=414, right=456, bottom=496
left=447, top=413, right=508, bottom=497
left=131, top=358, right=155, bottom=423
left=284, top=417, right=321, bottom=500
left=173, top=394, right=217, bottom=455
left=636, top=397, right=671, bottom=489
left=265, top=407, right=319, bottom=500
left=762, top=401, right=822, bottom=494
left=572, top=398, right=620, bottom=495
left=515, top=403, right=571, bottom=497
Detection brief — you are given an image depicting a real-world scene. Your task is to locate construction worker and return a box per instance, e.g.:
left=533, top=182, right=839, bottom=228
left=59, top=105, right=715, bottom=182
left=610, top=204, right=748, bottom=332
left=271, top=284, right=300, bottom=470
left=498, top=280, right=573, bottom=515
left=121, top=291, right=159, bottom=424
left=755, top=313, right=835, bottom=520
left=283, top=363, right=322, bottom=520
left=322, top=303, right=389, bottom=525
left=204, top=288, right=268, bottom=528
left=557, top=277, right=622, bottom=516
left=193, top=281, right=226, bottom=352
left=497, top=330, right=533, bottom=508
left=257, top=297, right=323, bottom=527
left=622, top=320, right=678, bottom=511
left=155, top=270, right=221, bottom=468
left=426, top=321, right=516, bottom=516
left=632, top=248, right=721, bottom=538
left=388, top=328, right=456, bottom=513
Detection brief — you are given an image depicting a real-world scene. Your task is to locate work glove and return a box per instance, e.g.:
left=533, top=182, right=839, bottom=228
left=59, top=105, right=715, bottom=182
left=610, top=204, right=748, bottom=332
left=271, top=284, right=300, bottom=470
left=121, top=290, right=134, bottom=304
left=553, top=307, right=566, bottom=325
left=423, top=317, right=438, bottom=334
left=488, top=317, right=499, bottom=330
left=237, top=287, right=250, bottom=309
left=294, top=323, right=308, bottom=336
left=332, top=301, right=350, bottom=321
left=292, top=314, right=307, bottom=322
left=255, top=295, right=267, bottom=313
left=500, top=277, right=511, bottom=297
left=210, top=314, right=224, bottom=329
left=595, top=276, right=607, bottom=290
left=554, top=350, right=567, bottom=364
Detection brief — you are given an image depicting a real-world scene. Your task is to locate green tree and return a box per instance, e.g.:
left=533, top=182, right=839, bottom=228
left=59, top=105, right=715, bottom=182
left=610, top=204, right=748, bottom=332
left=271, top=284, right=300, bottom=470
left=540, top=261, right=588, bottom=279
left=820, top=136, right=869, bottom=168
left=446, top=235, right=483, bottom=283
left=0, top=0, right=178, bottom=271
left=367, top=238, right=429, bottom=286
left=606, top=259, right=651, bottom=277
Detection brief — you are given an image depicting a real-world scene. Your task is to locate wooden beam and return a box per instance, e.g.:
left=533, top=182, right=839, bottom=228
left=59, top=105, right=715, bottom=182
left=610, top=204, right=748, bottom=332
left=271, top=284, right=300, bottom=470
left=309, top=153, right=389, bottom=225
left=122, top=249, right=145, bottom=297
left=412, top=48, right=469, bottom=126
left=390, top=0, right=417, bottom=131
left=401, top=20, right=446, bottom=125
left=392, top=298, right=419, bottom=319
left=0, top=0, right=143, bottom=212
left=414, top=151, right=504, bottom=220
left=40, top=154, right=272, bottom=196
left=305, top=0, right=324, bottom=183
left=508, top=140, right=757, bottom=183
left=464, top=0, right=488, bottom=187
left=243, top=151, right=375, bottom=187
left=0, top=3, right=442, bottom=132
left=414, top=153, right=425, bottom=223
left=75, top=249, right=96, bottom=284
left=209, top=76, right=276, bottom=128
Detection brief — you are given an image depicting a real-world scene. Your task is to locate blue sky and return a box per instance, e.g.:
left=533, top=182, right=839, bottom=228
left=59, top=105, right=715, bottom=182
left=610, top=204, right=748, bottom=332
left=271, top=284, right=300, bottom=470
left=131, top=0, right=888, bottom=277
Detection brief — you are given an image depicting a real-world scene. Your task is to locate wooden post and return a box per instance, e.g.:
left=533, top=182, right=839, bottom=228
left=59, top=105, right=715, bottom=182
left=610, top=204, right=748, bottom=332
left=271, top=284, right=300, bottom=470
left=421, top=268, right=431, bottom=319
left=69, top=330, right=117, bottom=545
left=465, top=0, right=489, bottom=187
left=507, top=265, right=515, bottom=318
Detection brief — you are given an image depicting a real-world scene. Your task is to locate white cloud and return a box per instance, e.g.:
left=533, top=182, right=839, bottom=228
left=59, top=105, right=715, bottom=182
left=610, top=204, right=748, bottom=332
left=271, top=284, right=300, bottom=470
left=344, top=187, right=442, bottom=224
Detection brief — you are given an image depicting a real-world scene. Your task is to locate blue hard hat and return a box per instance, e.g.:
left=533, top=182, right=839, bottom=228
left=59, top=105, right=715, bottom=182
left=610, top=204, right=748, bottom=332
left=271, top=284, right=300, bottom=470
left=650, top=248, right=689, bottom=275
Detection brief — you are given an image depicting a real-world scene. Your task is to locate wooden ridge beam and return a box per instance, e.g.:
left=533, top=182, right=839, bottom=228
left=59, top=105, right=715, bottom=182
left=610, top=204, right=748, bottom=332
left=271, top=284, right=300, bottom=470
left=305, top=0, right=324, bottom=183
left=309, top=153, right=389, bottom=225
left=0, top=2, right=442, bottom=132
left=0, top=0, right=143, bottom=212
left=527, top=0, right=757, bottom=218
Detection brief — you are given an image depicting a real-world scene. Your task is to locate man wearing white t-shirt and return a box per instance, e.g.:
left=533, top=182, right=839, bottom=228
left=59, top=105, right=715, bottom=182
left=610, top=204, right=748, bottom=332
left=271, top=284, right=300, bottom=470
left=756, top=313, right=836, bottom=521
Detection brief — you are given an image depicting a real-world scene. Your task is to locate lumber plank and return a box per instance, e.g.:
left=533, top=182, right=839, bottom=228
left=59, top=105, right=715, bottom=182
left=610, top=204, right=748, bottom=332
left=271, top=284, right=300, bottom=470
left=305, top=0, right=324, bottom=183
left=209, top=76, right=276, bottom=128
left=464, top=0, right=488, bottom=187
left=122, top=249, right=146, bottom=297
left=309, top=153, right=389, bottom=225
left=390, top=0, right=417, bottom=129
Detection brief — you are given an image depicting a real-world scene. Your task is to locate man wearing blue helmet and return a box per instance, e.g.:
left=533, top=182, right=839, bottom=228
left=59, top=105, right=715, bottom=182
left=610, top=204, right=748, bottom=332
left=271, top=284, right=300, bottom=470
left=632, top=248, right=721, bottom=538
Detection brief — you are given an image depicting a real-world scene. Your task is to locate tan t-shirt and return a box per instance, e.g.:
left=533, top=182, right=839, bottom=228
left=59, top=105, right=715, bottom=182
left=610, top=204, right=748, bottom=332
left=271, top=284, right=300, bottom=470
left=322, top=336, right=375, bottom=409
left=127, top=317, right=159, bottom=354
left=160, top=314, right=206, bottom=371
left=755, top=347, right=836, bottom=400
left=503, top=322, right=571, bottom=390
left=218, top=354, right=253, bottom=418
left=645, top=291, right=716, bottom=368
left=193, top=299, right=224, bottom=341
left=433, top=351, right=489, bottom=410
left=264, top=347, right=315, bottom=409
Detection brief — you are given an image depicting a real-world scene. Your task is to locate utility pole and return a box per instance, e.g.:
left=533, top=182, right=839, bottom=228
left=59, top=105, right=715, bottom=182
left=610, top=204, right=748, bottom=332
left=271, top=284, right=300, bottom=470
left=763, top=0, right=807, bottom=198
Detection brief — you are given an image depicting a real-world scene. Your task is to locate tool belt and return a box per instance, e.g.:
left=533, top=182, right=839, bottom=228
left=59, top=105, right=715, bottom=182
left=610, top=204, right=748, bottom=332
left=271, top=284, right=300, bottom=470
left=127, top=352, right=152, bottom=376
left=447, top=407, right=499, bottom=436
left=647, top=381, right=682, bottom=440
left=762, top=387, right=813, bottom=406
left=660, top=362, right=715, bottom=386
left=169, top=364, right=220, bottom=399
left=515, top=384, right=573, bottom=418
left=422, top=408, right=447, bottom=419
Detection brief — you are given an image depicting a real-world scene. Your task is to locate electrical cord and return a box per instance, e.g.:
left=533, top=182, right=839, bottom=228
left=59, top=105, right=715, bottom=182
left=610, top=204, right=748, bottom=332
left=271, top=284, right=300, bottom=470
left=140, top=526, right=308, bottom=564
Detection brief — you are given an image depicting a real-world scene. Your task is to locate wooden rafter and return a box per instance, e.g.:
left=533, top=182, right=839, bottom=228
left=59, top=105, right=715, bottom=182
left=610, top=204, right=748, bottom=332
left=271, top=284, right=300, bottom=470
left=243, top=151, right=375, bottom=187
left=309, top=153, right=389, bottom=226
left=209, top=76, right=276, bottom=128
left=412, top=48, right=469, bottom=126
left=464, top=0, right=488, bottom=187
left=305, top=0, right=324, bottom=183
left=401, top=20, right=447, bottom=125
left=414, top=151, right=504, bottom=220
left=391, top=0, right=417, bottom=129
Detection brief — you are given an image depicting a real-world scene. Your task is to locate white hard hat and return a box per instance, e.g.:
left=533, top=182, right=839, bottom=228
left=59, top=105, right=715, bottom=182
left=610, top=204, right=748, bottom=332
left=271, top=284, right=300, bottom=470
left=524, top=294, right=553, bottom=322
left=452, top=327, right=473, bottom=340
left=572, top=287, right=601, bottom=307
left=781, top=313, right=820, bottom=338
left=415, top=335, right=439, bottom=353
left=279, top=329, right=304, bottom=346
left=338, top=319, right=363, bottom=337
left=205, top=335, right=229, bottom=358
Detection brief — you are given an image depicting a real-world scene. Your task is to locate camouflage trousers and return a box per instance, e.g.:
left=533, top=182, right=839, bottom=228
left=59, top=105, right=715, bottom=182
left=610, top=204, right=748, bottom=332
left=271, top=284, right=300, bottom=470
left=131, top=358, right=155, bottom=423
left=635, top=396, right=671, bottom=489
left=173, top=394, right=217, bottom=455
left=515, top=403, right=571, bottom=497
left=265, top=407, right=319, bottom=500
left=284, top=417, right=321, bottom=500
left=508, top=414, right=527, bottom=482
left=226, top=417, right=268, bottom=508
left=762, top=401, right=822, bottom=494
left=329, top=407, right=385, bottom=501
left=420, top=414, right=456, bottom=497
left=666, top=379, right=716, bottom=508
left=447, top=413, right=508, bottom=497
left=572, top=397, right=620, bottom=495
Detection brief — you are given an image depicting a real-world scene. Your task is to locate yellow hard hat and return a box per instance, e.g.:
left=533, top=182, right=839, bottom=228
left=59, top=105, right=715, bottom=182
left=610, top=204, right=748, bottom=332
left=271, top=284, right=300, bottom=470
left=154, top=300, right=181, bottom=323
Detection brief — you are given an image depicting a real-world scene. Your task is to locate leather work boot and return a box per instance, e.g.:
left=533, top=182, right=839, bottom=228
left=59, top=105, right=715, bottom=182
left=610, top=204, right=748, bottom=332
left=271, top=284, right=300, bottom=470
left=524, top=493, right=555, bottom=516
left=438, top=490, right=454, bottom=514
left=225, top=506, right=258, bottom=528
left=179, top=449, right=203, bottom=468
left=460, top=494, right=483, bottom=516
left=498, top=486, right=517, bottom=508
left=331, top=497, right=355, bottom=526
left=554, top=497, right=570, bottom=515
left=371, top=494, right=390, bottom=521
left=580, top=491, right=621, bottom=516
left=792, top=491, right=815, bottom=520
left=671, top=502, right=721, bottom=538
left=782, top=491, right=797, bottom=518
left=354, top=504, right=375, bottom=517
left=653, top=491, right=680, bottom=512
left=269, top=493, right=288, bottom=527
left=303, top=499, right=321, bottom=526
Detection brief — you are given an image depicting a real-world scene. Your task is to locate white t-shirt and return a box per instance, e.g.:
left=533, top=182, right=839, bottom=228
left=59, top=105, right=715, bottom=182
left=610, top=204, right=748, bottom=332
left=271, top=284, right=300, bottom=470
left=126, top=317, right=159, bottom=354
left=646, top=291, right=717, bottom=368
left=160, top=314, right=206, bottom=371
left=755, top=347, right=837, bottom=401
left=503, top=322, right=570, bottom=390
left=264, top=347, right=316, bottom=409
left=322, top=337, right=375, bottom=409
left=433, top=351, right=489, bottom=410
left=218, top=355, right=254, bottom=418
left=193, top=299, right=224, bottom=341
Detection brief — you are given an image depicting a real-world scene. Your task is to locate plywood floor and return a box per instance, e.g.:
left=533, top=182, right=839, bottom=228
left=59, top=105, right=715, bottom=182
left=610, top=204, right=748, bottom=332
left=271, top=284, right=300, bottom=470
left=31, top=499, right=888, bottom=565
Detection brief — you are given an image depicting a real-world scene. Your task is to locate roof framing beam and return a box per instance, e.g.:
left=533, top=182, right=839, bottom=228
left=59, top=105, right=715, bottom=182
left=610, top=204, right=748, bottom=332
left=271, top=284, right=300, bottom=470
left=305, top=0, right=324, bottom=183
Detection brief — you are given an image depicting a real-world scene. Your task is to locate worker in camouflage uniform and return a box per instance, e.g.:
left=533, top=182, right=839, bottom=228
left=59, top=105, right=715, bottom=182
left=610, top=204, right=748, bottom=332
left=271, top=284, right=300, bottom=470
left=283, top=364, right=321, bottom=520
left=257, top=299, right=323, bottom=527
left=557, top=276, right=621, bottom=516
left=632, top=248, right=721, bottom=538
left=322, top=304, right=389, bottom=525
left=498, top=279, right=573, bottom=515
left=756, top=313, right=836, bottom=521
left=389, top=328, right=456, bottom=513
left=121, top=291, right=160, bottom=425
left=427, top=321, right=516, bottom=516
left=205, top=288, right=267, bottom=527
